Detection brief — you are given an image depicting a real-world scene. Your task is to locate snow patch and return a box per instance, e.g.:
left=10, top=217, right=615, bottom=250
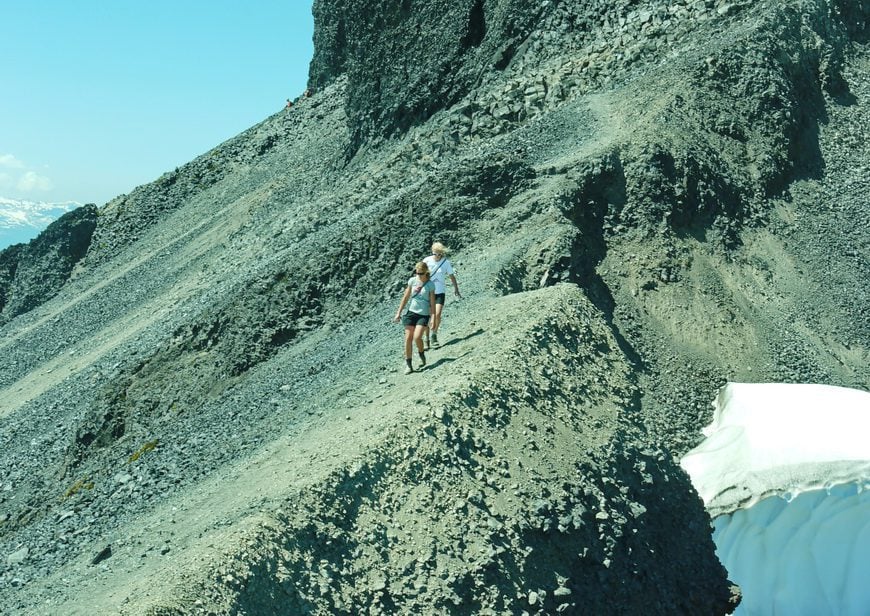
left=712, top=484, right=870, bottom=614
left=681, top=383, right=870, bottom=515
left=681, top=382, right=870, bottom=615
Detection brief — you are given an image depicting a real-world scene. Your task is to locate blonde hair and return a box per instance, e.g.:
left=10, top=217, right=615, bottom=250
left=431, top=241, right=450, bottom=255
left=414, top=261, right=430, bottom=275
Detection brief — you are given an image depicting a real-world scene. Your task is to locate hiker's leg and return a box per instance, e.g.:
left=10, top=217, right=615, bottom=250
left=404, top=325, right=415, bottom=358
left=433, top=302, right=445, bottom=333
left=413, top=324, right=426, bottom=352
left=414, top=324, right=427, bottom=367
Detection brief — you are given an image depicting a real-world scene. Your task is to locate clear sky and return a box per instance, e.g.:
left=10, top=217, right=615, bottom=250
left=0, top=1, right=314, bottom=207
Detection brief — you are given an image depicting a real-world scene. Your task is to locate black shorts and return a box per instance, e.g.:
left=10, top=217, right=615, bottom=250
left=434, top=293, right=446, bottom=305
left=402, top=311, right=430, bottom=327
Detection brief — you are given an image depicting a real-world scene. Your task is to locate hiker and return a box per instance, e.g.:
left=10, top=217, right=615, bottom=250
left=285, top=98, right=293, bottom=109
left=393, top=261, right=436, bottom=374
left=423, top=241, right=461, bottom=348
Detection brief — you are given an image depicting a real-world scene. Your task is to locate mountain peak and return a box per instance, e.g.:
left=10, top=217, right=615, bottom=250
left=0, top=197, right=83, bottom=249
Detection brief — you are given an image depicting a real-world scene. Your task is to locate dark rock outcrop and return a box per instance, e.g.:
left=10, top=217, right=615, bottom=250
left=0, top=204, right=97, bottom=322
left=309, top=0, right=545, bottom=151
left=0, top=244, right=25, bottom=316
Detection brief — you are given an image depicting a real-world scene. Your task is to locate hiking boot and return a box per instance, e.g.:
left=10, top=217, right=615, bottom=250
left=431, top=332, right=439, bottom=344
left=404, top=365, right=414, bottom=375
left=418, top=352, right=427, bottom=368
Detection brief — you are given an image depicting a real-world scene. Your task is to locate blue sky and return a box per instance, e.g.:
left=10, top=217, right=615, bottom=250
left=0, top=1, right=314, bottom=207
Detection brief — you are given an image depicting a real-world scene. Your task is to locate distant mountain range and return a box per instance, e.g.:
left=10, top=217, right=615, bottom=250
left=0, top=197, right=83, bottom=250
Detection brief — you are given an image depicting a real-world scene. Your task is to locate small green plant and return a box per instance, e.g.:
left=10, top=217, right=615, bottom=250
left=128, top=439, right=159, bottom=463
left=64, top=478, right=94, bottom=499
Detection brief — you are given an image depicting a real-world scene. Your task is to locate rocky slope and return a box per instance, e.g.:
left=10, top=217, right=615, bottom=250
left=0, top=204, right=97, bottom=323
left=1, top=0, right=867, bottom=613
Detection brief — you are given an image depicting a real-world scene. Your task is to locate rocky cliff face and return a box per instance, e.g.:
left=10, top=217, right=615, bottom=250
left=0, top=204, right=97, bottom=323
left=1, top=1, right=867, bottom=614
left=309, top=0, right=544, bottom=151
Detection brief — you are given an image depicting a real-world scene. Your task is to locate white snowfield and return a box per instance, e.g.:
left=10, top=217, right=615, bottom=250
left=0, top=198, right=81, bottom=249
left=681, top=382, right=870, bottom=615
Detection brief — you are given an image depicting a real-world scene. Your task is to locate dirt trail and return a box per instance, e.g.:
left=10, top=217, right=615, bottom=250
left=34, top=284, right=591, bottom=613
left=0, top=275, right=214, bottom=418
left=0, top=188, right=266, bottom=417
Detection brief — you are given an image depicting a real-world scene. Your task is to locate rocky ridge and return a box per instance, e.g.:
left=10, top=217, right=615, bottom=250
left=0, top=204, right=97, bottom=324
left=0, top=0, right=867, bottom=614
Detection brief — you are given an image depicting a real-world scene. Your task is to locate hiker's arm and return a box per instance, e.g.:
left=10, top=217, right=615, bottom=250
left=394, top=287, right=411, bottom=322
left=450, top=274, right=461, bottom=298
left=428, top=289, right=436, bottom=313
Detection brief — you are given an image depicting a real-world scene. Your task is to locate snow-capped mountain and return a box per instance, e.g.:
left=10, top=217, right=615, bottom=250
left=0, top=197, right=82, bottom=250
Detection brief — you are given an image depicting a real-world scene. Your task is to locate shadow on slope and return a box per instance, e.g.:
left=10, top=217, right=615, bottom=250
left=184, top=286, right=734, bottom=615
left=62, top=154, right=536, bottom=475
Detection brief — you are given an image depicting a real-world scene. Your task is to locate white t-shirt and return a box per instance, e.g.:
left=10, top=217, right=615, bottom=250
left=423, top=255, right=454, bottom=294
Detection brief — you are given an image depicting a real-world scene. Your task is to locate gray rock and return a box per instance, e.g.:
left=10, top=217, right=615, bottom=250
left=7, top=546, right=29, bottom=565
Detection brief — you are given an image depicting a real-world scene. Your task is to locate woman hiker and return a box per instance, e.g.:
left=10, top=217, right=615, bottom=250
left=423, top=241, right=461, bottom=348
left=393, top=261, right=437, bottom=374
